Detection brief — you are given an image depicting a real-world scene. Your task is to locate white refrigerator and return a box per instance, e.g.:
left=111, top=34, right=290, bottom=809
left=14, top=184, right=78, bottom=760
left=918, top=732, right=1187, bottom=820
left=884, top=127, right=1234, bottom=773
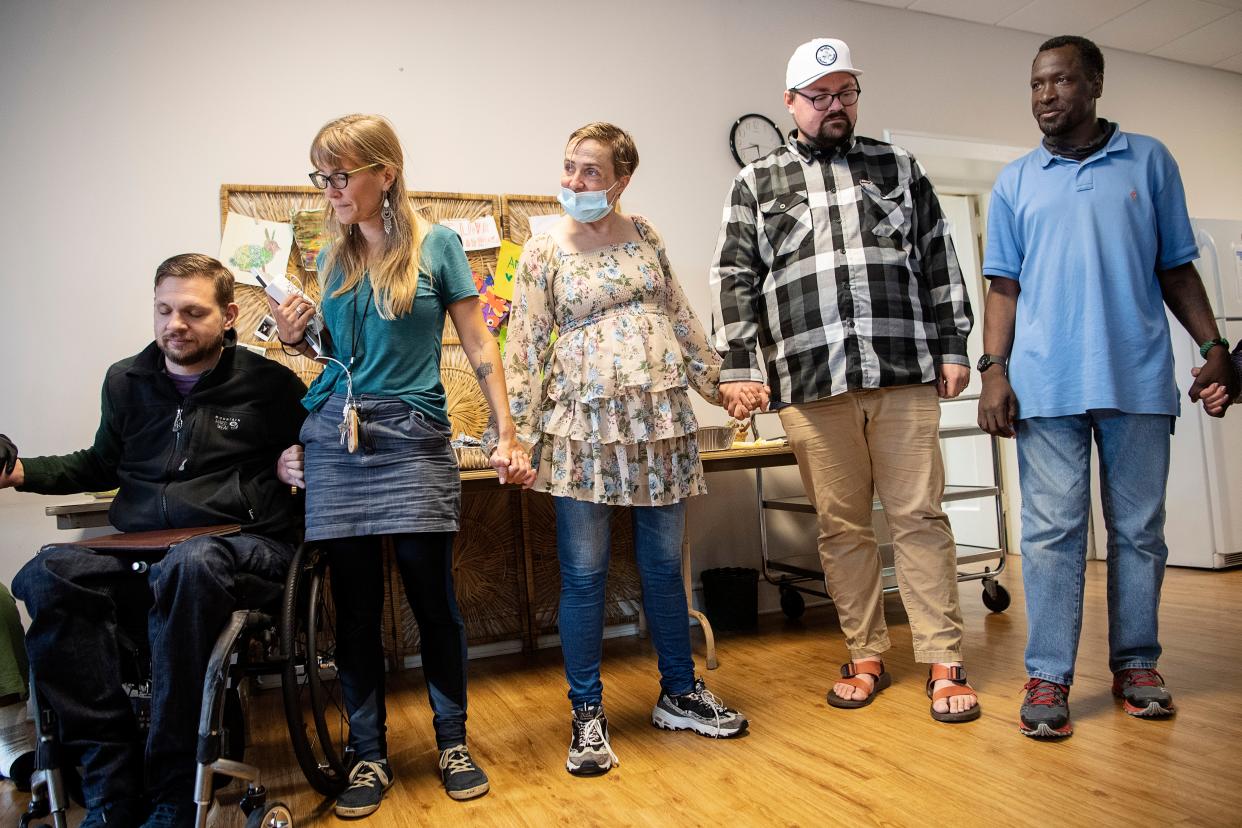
left=1091, top=218, right=1242, bottom=569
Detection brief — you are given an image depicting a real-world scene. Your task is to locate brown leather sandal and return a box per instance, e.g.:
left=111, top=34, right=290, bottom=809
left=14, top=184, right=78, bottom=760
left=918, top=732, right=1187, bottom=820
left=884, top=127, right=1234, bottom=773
left=927, top=664, right=981, bottom=723
left=826, top=660, right=891, bottom=709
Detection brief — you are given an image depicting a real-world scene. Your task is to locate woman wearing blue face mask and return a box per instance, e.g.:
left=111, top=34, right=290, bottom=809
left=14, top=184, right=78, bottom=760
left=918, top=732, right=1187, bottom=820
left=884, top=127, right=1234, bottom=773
left=504, top=122, right=753, bottom=777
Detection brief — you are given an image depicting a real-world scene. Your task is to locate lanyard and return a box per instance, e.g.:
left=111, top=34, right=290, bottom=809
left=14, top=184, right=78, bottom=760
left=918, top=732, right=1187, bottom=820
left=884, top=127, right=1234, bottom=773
left=320, top=273, right=373, bottom=453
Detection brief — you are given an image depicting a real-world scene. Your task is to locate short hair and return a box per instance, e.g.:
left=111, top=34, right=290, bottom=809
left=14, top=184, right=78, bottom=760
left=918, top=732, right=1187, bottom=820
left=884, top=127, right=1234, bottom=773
left=1038, top=35, right=1104, bottom=79
left=566, top=122, right=640, bottom=178
left=153, top=253, right=234, bottom=310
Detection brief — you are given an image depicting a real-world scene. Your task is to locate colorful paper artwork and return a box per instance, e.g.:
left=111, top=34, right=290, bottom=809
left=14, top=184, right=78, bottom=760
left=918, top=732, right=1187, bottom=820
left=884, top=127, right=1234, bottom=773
left=220, top=214, right=295, bottom=287
left=440, top=216, right=502, bottom=251
left=291, top=209, right=327, bottom=271
left=492, top=240, right=523, bottom=301
left=472, top=270, right=510, bottom=332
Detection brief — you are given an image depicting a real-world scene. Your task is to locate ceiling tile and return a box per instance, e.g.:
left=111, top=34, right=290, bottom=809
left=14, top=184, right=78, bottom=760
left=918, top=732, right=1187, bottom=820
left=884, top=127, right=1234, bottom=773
left=998, top=0, right=1147, bottom=34
left=1214, top=50, right=1242, bottom=71
left=847, top=0, right=917, bottom=6
left=1152, top=10, right=1242, bottom=63
left=907, top=0, right=1031, bottom=25
left=1086, top=0, right=1232, bottom=53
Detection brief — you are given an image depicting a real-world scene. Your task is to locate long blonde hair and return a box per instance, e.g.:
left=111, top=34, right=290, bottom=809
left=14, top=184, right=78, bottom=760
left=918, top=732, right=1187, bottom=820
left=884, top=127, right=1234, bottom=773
left=311, top=114, right=428, bottom=319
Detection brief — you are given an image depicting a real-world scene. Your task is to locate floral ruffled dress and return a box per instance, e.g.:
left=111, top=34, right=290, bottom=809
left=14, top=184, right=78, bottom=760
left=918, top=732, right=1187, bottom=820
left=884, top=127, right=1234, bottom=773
left=505, top=215, right=721, bottom=506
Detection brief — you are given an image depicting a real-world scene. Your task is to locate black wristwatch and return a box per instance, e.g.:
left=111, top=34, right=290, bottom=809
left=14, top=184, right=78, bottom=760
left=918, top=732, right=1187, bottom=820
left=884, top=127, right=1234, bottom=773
left=977, top=353, right=1008, bottom=376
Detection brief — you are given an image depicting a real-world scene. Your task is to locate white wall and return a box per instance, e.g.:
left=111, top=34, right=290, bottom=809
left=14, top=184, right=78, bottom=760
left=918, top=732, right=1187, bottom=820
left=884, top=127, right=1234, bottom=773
left=2, top=0, right=1241, bottom=605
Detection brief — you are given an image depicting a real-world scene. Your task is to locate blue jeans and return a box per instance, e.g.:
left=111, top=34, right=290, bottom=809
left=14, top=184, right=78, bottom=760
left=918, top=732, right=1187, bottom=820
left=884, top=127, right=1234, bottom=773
left=12, top=534, right=291, bottom=807
left=1015, top=412, right=1173, bottom=686
left=554, top=497, right=695, bottom=708
left=325, top=532, right=468, bottom=758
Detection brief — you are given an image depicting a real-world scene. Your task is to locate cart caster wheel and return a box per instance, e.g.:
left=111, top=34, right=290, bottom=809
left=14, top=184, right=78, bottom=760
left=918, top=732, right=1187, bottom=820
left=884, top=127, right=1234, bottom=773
left=780, top=587, right=805, bottom=620
left=982, top=581, right=1011, bottom=613
left=246, top=802, right=292, bottom=828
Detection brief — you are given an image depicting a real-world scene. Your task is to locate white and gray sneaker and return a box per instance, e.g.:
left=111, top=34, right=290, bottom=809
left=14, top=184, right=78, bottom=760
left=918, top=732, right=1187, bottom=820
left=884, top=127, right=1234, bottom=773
left=566, top=703, right=620, bottom=776
left=652, top=678, right=749, bottom=738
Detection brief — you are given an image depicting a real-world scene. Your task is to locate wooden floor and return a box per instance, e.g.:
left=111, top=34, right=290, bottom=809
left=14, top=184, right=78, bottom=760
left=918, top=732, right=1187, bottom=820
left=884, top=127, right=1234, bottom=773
left=3, top=556, right=1240, bottom=827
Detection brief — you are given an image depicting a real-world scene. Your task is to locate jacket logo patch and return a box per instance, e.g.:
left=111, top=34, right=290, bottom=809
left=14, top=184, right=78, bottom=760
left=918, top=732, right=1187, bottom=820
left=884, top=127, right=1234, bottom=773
left=215, top=416, right=241, bottom=431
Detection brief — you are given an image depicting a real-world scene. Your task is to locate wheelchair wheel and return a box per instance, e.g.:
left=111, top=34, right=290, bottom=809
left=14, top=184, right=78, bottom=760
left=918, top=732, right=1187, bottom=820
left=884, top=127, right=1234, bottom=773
left=281, top=546, right=349, bottom=796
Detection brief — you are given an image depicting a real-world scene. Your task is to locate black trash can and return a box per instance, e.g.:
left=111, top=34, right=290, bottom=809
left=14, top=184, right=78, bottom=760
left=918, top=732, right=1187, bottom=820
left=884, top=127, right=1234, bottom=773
left=700, top=567, right=759, bottom=632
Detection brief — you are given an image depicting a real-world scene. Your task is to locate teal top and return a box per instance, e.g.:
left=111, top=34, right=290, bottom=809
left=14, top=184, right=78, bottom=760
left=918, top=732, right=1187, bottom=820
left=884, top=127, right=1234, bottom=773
left=302, top=224, right=479, bottom=425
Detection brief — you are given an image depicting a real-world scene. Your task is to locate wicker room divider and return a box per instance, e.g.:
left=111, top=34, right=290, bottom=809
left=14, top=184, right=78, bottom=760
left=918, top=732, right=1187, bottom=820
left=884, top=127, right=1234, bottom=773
left=220, top=184, right=640, bottom=666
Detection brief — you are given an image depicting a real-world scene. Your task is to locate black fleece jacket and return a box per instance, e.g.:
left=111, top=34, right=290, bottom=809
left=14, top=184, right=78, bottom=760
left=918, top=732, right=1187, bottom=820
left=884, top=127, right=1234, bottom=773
left=19, top=333, right=307, bottom=542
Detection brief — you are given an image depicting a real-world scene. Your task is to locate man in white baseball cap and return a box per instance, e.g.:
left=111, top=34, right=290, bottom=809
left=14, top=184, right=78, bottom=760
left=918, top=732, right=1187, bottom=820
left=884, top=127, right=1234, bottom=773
left=710, top=37, right=980, bottom=725
left=786, top=37, right=863, bottom=89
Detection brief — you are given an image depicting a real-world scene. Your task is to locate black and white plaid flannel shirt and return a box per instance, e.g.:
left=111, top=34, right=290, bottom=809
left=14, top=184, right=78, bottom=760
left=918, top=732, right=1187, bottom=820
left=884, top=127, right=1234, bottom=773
left=709, top=134, right=974, bottom=405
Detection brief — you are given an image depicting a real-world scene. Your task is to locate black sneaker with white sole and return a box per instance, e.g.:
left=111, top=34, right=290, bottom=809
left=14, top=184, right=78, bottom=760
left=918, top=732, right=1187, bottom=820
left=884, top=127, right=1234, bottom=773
left=652, top=678, right=748, bottom=738
left=566, top=703, right=619, bottom=776
left=334, top=758, right=393, bottom=818
left=439, top=743, right=490, bottom=800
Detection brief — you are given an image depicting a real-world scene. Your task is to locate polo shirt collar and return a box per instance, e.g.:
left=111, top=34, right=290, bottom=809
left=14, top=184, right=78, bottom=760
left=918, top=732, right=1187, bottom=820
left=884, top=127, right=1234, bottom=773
left=1038, top=121, right=1127, bottom=167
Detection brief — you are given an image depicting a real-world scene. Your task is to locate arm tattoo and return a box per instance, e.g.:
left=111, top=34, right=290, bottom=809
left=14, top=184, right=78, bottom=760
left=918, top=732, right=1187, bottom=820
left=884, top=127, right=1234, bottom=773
left=475, top=361, right=494, bottom=382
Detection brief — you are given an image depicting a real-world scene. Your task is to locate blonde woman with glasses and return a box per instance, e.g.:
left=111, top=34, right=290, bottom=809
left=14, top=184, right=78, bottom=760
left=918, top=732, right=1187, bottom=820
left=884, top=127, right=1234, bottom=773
left=270, top=113, right=534, bottom=817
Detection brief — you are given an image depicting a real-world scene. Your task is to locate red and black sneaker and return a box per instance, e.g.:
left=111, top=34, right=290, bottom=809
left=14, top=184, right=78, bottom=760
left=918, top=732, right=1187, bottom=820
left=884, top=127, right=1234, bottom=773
left=1019, top=678, right=1073, bottom=739
left=1112, top=668, right=1175, bottom=718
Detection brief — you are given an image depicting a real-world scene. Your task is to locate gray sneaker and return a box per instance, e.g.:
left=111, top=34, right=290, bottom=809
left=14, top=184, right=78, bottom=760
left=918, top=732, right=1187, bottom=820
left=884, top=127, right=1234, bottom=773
left=334, top=758, right=393, bottom=818
left=1112, top=668, right=1175, bottom=718
left=439, top=743, right=489, bottom=800
left=566, top=703, right=620, bottom=776
left=652, top=678, right=748, bottom=738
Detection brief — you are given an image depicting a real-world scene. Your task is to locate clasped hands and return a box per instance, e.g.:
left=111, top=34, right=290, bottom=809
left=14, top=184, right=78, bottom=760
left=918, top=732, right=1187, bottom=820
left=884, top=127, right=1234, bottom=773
left=719, top=381, right=772, bottom=420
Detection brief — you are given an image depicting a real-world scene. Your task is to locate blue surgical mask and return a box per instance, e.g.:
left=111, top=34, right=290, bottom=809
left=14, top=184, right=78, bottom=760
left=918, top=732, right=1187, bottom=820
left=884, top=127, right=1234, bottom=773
left=558, top=181, right=619, bottom=223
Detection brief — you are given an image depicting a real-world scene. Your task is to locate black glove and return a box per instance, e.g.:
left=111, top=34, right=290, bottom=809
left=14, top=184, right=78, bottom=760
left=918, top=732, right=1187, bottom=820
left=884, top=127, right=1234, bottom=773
left=0, top=434, right=16, bottom=476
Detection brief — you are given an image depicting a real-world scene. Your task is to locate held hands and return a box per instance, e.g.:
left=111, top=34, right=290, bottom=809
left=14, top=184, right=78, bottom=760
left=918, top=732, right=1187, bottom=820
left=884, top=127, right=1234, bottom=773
left=0, top=434, right=22, bottom=488
left=276, top=444, right=305, bottom=489
left=491, top=434, right=536, bottom=488
left=266, top=294, right=316, bottom=347
left=719, top=381, right=771, bottom=420
left=1189, top=349, right=1238, bottom=418
left=937, top=364, right=970, bottom=399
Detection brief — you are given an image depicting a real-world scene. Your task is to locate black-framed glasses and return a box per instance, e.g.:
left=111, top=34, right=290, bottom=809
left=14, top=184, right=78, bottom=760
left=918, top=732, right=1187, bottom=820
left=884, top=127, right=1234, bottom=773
left=308, top=163, right=379, bottom=190
left=791, top=86, right=861, bottom=111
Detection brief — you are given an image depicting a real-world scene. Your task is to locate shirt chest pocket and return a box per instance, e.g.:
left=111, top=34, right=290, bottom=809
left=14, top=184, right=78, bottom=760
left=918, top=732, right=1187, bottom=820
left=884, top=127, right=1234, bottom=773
left=860, top=180, right=913, bottom=244
left=760, top=191, right=813, bottom=260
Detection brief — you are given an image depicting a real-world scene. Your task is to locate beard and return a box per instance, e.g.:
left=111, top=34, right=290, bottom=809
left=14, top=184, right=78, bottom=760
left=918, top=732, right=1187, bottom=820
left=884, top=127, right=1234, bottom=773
left=160, top=328, right=225, bottom=368
left=805, top=114, right=855, bottom=150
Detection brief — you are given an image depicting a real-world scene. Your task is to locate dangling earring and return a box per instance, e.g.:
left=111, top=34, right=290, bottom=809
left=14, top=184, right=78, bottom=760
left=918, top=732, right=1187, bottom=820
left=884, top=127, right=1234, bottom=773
left=381, top=193, right=394, bottom=236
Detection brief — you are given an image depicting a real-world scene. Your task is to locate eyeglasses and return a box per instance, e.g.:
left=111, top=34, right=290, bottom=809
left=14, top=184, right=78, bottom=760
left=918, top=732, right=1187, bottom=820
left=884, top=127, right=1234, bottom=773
left=791, top=87, right=861, bottom=111
left=308, top=163, right=380, bottom=190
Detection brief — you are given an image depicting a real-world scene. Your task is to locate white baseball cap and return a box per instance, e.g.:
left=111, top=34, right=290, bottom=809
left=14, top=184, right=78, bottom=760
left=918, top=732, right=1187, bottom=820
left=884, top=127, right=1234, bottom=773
left=786, top=38, right=863, bottom=90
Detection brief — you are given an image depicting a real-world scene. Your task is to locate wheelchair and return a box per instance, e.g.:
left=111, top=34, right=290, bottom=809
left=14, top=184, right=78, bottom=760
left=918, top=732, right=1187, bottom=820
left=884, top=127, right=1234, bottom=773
left=21, top=541, right=352, bottom=828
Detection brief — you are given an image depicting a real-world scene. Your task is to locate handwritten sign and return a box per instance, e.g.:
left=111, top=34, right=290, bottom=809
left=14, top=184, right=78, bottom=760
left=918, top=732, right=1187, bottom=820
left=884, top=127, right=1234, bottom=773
left=439, top=216, right=501, bottom=251
left=492, top=240, right=523, bottom=301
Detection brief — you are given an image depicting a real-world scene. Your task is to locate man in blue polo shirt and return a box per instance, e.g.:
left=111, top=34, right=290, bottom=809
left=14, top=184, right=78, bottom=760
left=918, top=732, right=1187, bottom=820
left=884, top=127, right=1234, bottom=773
left=978, top=35, right=1237, bottom=740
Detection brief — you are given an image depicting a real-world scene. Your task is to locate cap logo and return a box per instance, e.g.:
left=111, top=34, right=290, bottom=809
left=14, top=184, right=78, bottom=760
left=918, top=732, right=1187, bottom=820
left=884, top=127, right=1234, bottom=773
left=816, top=45, right=838, bottom=66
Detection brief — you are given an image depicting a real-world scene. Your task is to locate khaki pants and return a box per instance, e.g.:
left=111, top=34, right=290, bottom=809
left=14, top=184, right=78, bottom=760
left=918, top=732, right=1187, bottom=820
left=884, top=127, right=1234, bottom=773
left=779, top=384, right=963, bottom=663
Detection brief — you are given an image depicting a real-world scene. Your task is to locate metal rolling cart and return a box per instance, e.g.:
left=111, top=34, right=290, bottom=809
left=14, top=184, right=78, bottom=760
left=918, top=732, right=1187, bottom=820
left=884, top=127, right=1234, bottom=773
left=752, top=404, right=1012, bottom=619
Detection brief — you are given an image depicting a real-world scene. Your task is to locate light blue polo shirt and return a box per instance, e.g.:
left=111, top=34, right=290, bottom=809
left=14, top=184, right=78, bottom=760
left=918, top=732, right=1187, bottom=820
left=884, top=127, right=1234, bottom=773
left=983, top=126, right=1198, bottom=419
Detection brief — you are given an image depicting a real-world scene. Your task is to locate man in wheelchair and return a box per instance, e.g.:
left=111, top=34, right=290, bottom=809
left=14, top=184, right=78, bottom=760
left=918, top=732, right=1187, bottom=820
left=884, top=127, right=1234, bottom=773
left=1, top=254, right=307, bottom=828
